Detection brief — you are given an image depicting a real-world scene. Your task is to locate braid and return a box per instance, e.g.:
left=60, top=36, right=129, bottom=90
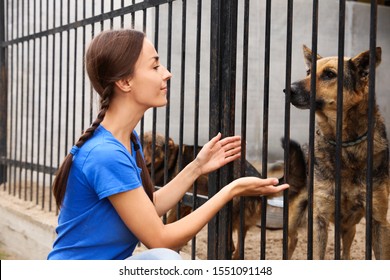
left=53, top=84, right=113, bottom=209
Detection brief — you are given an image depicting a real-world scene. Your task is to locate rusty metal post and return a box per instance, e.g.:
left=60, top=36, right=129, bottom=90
left=0, top=0, right=7, bottom=185
left=208, top=0, right=238, bottom=260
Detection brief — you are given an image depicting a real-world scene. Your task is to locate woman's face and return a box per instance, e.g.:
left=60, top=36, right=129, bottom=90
left=129, top=38, right=172, bottom=109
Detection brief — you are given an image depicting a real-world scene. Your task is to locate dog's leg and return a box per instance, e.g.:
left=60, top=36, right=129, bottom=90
left=313, top=215, right=329, bottom=259
left=372, top=187, right=390, bottom=259
left=288, top=224, right=299, bottom=260
left=312, top=201, right=331, bottom=260
left=372, top=220, right=390, bottom=259
left=288, top=194, right=307, bottom=259
left=341, top=225, right=356, bottom=260
left=232, top=226, right=249, bottom=260
left=166, top=205, right=192, bottom=224
left=166, top=207, right=177, bottom=224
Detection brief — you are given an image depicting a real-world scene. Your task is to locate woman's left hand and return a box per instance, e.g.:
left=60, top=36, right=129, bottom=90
left=194, top=133, right=241, bottom=175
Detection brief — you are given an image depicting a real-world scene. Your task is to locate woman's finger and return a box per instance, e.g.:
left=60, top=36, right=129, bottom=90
left=219, top=135, right=241, bottom=147
left=222, top=142, right=241, bottom=153
left=205, top=132, right=222, bottom=150
left=224, top=146, right=241, bottom=158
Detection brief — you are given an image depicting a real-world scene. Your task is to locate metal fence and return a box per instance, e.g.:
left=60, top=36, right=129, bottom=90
left=0, top=0, right=386, bottom=260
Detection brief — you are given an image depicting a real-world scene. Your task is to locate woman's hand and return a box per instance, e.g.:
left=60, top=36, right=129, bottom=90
left=228, top=177, right=289, bottom=198
left=194, top=133, right=241, bottom=175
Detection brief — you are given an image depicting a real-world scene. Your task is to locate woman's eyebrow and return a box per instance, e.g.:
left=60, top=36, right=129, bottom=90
left=151, top=56, right=160, bottom=62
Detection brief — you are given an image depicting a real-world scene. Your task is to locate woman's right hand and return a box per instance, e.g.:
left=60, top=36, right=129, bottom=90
left=228, top=177, right=289, bottom=198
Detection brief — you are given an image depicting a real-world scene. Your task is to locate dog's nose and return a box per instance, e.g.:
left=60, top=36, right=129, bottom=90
left=283, top=89, right=286, bottom=93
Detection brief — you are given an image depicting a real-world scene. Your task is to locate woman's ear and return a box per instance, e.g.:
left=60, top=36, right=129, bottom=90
left=115, top=78, right=132, bottom=93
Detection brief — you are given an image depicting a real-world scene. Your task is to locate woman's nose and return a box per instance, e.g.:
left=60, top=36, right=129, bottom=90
left=162, top=65, right=172, bottom=80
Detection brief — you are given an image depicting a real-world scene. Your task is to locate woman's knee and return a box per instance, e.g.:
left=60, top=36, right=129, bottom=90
left=128, top=248, right=182, bottom=260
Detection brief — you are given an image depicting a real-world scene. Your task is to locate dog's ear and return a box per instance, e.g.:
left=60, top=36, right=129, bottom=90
left=168, top=137, right=175, bottom=151
left=303, top=44, right=322, bottom=69
left=350, top=47, right=381, bottom=77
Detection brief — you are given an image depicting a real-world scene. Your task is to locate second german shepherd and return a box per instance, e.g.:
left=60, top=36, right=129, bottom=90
left=286, top=45, right=390, bottom=259
left=142, top=131, right=282, bottom=259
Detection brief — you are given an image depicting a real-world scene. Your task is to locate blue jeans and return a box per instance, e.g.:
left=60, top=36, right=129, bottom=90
left=126, top=248, right=182, bottom=260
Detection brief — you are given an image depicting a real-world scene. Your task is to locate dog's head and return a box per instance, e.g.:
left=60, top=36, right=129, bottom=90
left=142, top=131, right=176, bottom=173
left=289, top=45, right=381, bottom=118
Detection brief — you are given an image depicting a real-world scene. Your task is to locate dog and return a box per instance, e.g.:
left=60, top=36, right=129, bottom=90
left=142, top=131, right=283, bottom=259
left=285, top=45, right=390, bottom=259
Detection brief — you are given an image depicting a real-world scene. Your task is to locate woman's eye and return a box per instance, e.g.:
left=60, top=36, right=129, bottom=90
left=154, top=65, right=160, bottom=70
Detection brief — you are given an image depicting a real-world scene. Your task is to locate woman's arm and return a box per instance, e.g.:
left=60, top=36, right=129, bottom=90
left=152, top=133, right=241, bottom=216
left=109, top=176, right=288, bottom=250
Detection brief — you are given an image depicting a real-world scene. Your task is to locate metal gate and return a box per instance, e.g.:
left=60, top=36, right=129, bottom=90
left=0, top=0, right=388, bottom=260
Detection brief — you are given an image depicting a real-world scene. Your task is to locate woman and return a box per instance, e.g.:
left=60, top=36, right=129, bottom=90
left=48, top=29, right=289, bottom=260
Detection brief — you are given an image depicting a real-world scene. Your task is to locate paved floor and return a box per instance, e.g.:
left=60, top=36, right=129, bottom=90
left=0, top=244, right=21, bottom=260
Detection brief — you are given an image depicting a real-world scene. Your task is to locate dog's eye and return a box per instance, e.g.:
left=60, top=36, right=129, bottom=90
left=306, top=69, right=311, bottom=76
left=322, top=69, right=337, bottom=80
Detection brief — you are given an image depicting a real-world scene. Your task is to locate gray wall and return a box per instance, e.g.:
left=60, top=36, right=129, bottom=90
left=143, top=0, right=390, bottom=162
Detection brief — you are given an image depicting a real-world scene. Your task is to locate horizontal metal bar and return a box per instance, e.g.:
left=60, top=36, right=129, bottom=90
left=0, top=0, right=176, bottom=47
left=155, top=186, right=209, bottom=207
left=0, top=157, right=57, bottom=175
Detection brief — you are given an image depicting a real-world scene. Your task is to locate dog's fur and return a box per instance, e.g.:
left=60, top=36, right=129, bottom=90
left=142, top=131, right=281, bottom=259
left=286, top=45, right=390, bottom=259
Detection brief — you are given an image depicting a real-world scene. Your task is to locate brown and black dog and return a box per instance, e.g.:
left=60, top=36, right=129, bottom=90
left=142, top=131, right=283, bottom=259
left=286, top=45, right=390, bottom=259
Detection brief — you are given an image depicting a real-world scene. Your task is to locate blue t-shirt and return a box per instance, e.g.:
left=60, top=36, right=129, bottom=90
left=48, top=125, right=144, bottom=260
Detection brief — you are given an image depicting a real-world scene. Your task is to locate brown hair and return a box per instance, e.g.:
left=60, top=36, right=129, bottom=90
left=53, top=29, right=154, bottom=209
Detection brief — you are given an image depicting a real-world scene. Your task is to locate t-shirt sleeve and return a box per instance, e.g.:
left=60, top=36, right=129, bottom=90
left=82, top=144, right=143, bottom=200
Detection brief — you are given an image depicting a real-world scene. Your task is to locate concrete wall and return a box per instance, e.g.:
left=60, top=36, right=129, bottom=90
left=0, top=190, right=57, bottom=259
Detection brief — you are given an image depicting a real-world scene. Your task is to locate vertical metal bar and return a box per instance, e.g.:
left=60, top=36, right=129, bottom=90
left=191, top=0, right=203, bottom=260
left=150, top=5, right=160, bottom=184
left=65, top=0, right=71, bottom=159
left=238, top=0, right=250, bottom=260
left=260, top=0, right=271, bottom=260
left=0, top=0, right=7, bottom=186
left=174, top=0, right=187, bottom=224
left=307, top=0, right=319, bottom=260
left=121, top=0, right=125, bottom=27
left=90, top=0, right=95, bottom=126
left=208, top=0, right=222, bottom=260
left=110, top=0, right=114, bottom=28
left=25, top=0, right=31, bottom=201
left=4, top=0, right=10, bottom=193
left=30, top=0, right=37, bottom=202
left=139, top=7, right=147, bottom=139
left=55, top=0, right=64, bottom=209
left=334, top=0, right=346, bottom=260
left=49, top=0, right=57, bottom=212
left=100, top=0, right=104, bottom=30
left=365, top=0, right=377, bottom=260
left=72, top=0, right=78, bottom=152
left=178, top=0, right=187, bottom=176
left=162, top=0, right=173, bottom=227
left=18, top=0, right=24, bottom=199
left=8, top=0, right=14, bottom=196
left=282, top=0, right=293, bottom=260
left=81, top=1, right=86, bottom=131
left=208, top=0, right=238, bottom=260
left=163, top=0, right=173, bottom=187
left=36, top=0, right=43, bottom=205
left=42, top=0, right=50, bottom=210
left=13, top=0, right=20, bottom=197
left=131, top=0, right=136, bottom=28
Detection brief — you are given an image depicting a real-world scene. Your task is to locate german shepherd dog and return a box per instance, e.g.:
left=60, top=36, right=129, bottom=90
left=142, top=131, right=282, bottom=259
left=286, top=45, right=390, bottom=259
